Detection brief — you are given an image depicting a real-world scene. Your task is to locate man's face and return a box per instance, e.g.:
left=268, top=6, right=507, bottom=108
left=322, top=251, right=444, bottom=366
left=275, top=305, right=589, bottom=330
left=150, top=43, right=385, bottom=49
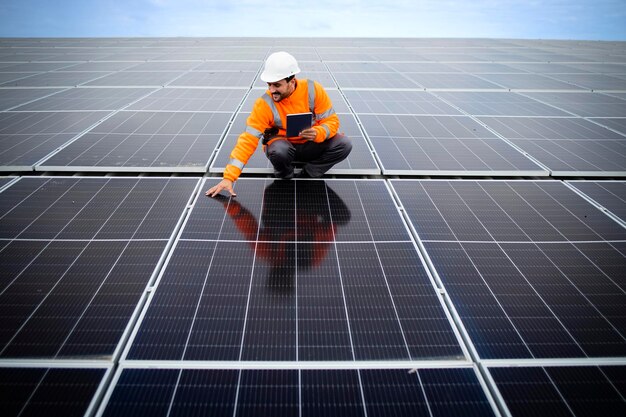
left=267, top=78, right=295, bottom=102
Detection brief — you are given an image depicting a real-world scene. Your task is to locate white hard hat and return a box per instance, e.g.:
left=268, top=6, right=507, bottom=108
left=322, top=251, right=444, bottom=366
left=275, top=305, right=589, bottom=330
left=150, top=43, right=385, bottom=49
left=260, top=51, right=301, bottom=83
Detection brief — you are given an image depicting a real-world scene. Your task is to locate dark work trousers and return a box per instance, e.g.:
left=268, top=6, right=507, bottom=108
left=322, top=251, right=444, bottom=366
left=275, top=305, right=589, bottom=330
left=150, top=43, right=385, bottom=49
left=266, top=133, right=352, bottom=179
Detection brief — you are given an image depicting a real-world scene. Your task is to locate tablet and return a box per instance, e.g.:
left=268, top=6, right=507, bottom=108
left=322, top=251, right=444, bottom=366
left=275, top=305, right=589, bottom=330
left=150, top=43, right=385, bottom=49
left=286, top=112, right=313, bottom=137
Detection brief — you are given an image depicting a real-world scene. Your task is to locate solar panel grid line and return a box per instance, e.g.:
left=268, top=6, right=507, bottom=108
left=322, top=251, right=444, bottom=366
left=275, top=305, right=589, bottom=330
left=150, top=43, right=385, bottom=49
left=0, top=364, right=112, bottom=417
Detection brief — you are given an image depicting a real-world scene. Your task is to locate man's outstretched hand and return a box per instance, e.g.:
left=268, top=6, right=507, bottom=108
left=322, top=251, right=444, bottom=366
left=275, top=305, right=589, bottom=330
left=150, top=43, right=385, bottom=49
left=206, top=179, right=236, bottom=197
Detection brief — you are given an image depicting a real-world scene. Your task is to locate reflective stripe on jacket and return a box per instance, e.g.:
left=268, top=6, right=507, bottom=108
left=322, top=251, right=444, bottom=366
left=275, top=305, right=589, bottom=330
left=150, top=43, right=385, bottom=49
left=224, top=79, right=340, bottom=182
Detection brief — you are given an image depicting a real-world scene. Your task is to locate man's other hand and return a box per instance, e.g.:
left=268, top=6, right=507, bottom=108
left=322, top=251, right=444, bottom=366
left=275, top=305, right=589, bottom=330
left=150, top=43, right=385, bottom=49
left=299, top=128, right=317, bottom=141
left=206, top=179, right=236, bottom=197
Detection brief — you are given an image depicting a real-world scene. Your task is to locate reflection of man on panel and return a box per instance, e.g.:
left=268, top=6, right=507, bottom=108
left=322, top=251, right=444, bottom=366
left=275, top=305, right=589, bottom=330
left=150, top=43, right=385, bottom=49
left=212, top=180, right=351, bottom=281
left=207, top=52, right=352, bottom=198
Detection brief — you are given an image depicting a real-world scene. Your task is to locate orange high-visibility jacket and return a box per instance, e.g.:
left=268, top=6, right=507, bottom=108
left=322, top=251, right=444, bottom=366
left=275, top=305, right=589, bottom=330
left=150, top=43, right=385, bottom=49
left=224, top=79, right=340, bottom=182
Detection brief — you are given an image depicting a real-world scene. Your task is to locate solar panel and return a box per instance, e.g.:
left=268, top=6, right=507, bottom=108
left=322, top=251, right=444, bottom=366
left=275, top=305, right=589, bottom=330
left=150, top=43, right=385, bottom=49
left=0, top=366, right=108, bottom=417
left=392, top=179, right=626, bottom=359
left=0, top=177, right=198, bottom=359
left=360, top=114, right=546, bottom=175
left=37, top=111, right=232, bottom=172
left=488, top=365, right=626, bottom=416
left=13, top=87, right=156, bottom=111
left=125, top=178, right=463, bottom=361
left=0, top=88, right=64, bottom=111
left=99, top=367, right=497, bottom=416
left=522, top=92, right=626, bottom=117
left=0, top=111, right=109, bottom=171
left=479, top=116, right=626, bottom=175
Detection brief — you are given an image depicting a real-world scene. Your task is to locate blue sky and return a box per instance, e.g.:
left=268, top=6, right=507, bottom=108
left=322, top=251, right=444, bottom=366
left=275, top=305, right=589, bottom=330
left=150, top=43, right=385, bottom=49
left=1, top=0, right=625, bottom=40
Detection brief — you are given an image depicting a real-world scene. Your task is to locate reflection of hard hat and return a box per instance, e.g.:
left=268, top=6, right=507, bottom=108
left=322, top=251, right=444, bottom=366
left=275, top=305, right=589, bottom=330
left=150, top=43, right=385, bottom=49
left=260, top=51, right=301, bottom=83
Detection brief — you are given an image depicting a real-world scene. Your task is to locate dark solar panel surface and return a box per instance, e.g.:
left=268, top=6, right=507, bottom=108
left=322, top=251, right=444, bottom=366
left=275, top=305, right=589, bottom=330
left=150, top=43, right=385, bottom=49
left=13, top=87, right=156, bottom=111
left=489, top=365, right=626, bottom=417
left=0, top=177, right=197, bottom=359
left=0, top=366, right=106, bottom=417
left=478, top=117, right=626, bottom=175
left=0, top=37, right=624, bottom=416
left=361, top=114, right=546, bottom=175
left=0, top=88, right=64, bottom=111
left=38, top=111, right=232, bottom=171
left=392, top=179, right=626, bottom=359
left=127, top=178, right=463, bottom=361
left=0, top=111, right=109, bottom=170
left=569, top=181, right=626, bottom=222
left=100, top=367, right=496, bottom=417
